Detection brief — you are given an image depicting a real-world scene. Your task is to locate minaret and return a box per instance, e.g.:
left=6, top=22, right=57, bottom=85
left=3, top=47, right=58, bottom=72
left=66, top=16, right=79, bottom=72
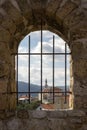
left=45, top=79, right=48, bottom=88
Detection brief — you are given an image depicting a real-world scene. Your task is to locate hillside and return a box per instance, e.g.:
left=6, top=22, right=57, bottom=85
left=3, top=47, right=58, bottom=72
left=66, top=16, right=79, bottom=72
left=18, top=81, right=41, bottom=97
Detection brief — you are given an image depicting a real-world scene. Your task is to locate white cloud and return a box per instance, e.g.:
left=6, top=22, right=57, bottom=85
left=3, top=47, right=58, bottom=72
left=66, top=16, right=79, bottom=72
left=17, top=31, right=70, bottom=86
left=18, top=62, right=70, bottom=86
left=18, top=66, right=28, bottom=82
left=31, top=41, right=41, bottom=53
left=18, top=46, right=28, bottom=53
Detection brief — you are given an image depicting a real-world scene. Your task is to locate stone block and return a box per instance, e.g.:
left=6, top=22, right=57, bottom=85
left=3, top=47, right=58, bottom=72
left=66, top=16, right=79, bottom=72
left=17, top=110, right=29, bottom=119
left=0, top=61, right=10, bottom=78
left=46, top=0, right=61, bottom=17
left=56, top=0, right=77, bottom=24
left=47, top=111, right=67, bottom=118
left=0, top=121, right=3, bottom=128
left=67, top=110, right=85, bottom=117
left=2, top=1, right=23, bottom=25
left=80, top=125, right=87, bottom=130
left=81, top=0, right=87, bottom=9
left=71, top=42, right=87, bottom=59
left=10, top=81, right=16, bottom=93
left=73, top=59, right=87, bottom=79
left=1, top=19, right=16, bottom=35
left=0, top=27, right=10, bottom=42
left=7, top=118, right=21, bottom=130
left=0, top=111, right=6, bottom=120
left=0, top=80, right=8, bottom=93
left=16, top=0, right=32, bottom=20
left=71, top=22, right=87, bottom=40
left=64, top=8, right=85, bottom=28
left=8, top=94, right=16, bottom=110
left=48, top=119, right=67, bottom=130
left=0, top=94, right=8, bottom=110
left=69, top=118, right=82, bottom=124
left=30, top=0, right=41, bottom=10
left=32, top=110, right=47, bottom=119
left=71, top=0, right=81, bottom=5
left=74, top=79, right=87, bottom=96
left=74, top=96, right=87, bottom=109
left=6, top=110, right=15, bottom=118
left=26, top=119, right=49, bottom=130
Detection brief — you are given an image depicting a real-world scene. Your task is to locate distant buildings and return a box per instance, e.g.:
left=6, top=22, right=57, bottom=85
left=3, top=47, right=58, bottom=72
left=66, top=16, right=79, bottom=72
left=18, top=79, right=71, bottom=110
left=18, top=94, right=38, bottom=103
left=18, top=95, right=29, bottom=103
left=38, top=79, right=70, bottom=110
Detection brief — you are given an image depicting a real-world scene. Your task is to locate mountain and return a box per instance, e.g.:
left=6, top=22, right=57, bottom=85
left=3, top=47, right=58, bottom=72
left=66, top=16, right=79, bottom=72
left=18, top=81, right=69, bottom=97
left=18, top=81, right=41, bottom=97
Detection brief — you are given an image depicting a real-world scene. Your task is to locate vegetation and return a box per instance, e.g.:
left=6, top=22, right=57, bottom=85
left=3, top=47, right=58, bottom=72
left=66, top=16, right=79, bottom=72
left=17, top=101, right=41, bottom=110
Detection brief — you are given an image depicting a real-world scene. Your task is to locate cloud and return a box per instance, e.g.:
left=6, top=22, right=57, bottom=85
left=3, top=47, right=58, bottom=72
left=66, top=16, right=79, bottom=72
left=18, top=46, right=28, bottom=53
left=18, top=66, right=28, bottom=82
left=18, top=64, right=70, bottom=86
left=17, top=31, right=70, bottom=86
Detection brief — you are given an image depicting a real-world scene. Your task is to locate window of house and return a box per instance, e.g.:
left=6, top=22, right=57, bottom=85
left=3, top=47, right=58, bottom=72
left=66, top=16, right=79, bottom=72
left=15, top=30, right=72, bottom=110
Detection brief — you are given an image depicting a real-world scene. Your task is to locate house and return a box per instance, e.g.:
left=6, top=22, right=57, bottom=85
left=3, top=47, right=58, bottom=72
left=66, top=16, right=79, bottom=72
left=18, top=95, right=29, bottom=103
left=37, top=104, right=55, bottom=111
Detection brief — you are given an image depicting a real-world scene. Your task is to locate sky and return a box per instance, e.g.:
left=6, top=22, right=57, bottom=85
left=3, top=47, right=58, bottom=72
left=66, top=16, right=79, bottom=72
left=17, top=31, right=71, bottom=87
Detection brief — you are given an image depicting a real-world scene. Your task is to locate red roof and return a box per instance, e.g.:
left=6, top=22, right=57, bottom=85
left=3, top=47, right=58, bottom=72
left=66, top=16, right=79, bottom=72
left=19, top=95, right=29, bottom=100
left=41, top=104, right=55, bottom=110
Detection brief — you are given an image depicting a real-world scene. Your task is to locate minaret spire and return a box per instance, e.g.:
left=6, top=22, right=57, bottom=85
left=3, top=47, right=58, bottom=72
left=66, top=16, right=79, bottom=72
left=45, top=79, right=48, bottom=88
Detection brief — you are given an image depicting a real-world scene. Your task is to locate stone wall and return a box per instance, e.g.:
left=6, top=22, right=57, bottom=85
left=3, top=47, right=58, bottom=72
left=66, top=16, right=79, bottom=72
left=0, top=0, right=87, bottom=110
left=0, top=110, right=87, bottom=130
left=0, top=0, right=87, bottom=129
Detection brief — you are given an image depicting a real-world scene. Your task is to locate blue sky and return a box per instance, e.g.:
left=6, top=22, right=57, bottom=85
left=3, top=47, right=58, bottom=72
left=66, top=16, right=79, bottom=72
left=17, top=31, right=70, bottom=87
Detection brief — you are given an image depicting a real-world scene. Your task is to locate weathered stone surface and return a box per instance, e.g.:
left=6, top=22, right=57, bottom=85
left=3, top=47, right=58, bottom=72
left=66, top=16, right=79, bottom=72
left=46, top=0, right=62, bottom=18
left=17, top=110, right=29, bottom=119
left=2, top=1, right=23, bottom=25
left=71, top=42, right=87, bottom=59
left=73, top=59, right=87, bottom=79
left=1, top=19, right=16, bottom=35
left=56, top=0, right=77, bottom=25
left=71, top=22, right=87, bottom=40
left=74, top=79, right=87, bottom=96
left=48, top=118, right=67, bottom=130
left=32, top=110, right=47, bottom=119
left=0, top=94, right=8, bottom=110
left=0, top=27, right=10, bottom=42
left=47, top=111, right=67, bottom=118
left=81, top=0, right=87, bottom=9
left=0, top=62, right=10, bottom=78
left=0, top=80, right=8, bottom=92
left=0, top=110, right=86, bottom=129
left=30, top=0, right=41, bottom=10
left=71, top=0, right=81, bottom=5
left=80, top=125, right=87, bottom=130
left=0, top=111, right=6, bottom=120
left=6, top=110, right=15, bottom=118
left=16, top=0, right=32, bottom=21
left=67, top=110, right=85, bottom=117
left=27, top=119, right=49, bottom=130
left=0, top=121, right=3, bottom=129
left=9, top=0, right=21, bottom=12
left=0, top=0, right=87, bottom=129
left=64, top=9, right=85, bottom=28
left=7, top=118, right=21, bottom=130
left=74, top=96, right=87, bottom=109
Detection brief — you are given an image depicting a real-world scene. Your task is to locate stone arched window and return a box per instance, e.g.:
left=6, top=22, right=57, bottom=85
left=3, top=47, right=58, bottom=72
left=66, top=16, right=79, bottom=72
left=15, top=30, right=72, bottom=110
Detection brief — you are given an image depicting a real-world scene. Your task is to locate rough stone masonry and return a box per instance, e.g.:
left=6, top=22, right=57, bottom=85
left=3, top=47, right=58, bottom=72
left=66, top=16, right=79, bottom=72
left=0, top=0, right=87, bottom=130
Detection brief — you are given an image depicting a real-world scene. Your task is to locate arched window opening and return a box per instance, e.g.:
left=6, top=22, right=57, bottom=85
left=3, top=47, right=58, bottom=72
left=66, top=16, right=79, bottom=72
left=15, top=30, right=72, bottom=110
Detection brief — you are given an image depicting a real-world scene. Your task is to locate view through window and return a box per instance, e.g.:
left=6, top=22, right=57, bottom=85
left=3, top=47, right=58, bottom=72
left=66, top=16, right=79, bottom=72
left=15, top=31, right=72, bottom=110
